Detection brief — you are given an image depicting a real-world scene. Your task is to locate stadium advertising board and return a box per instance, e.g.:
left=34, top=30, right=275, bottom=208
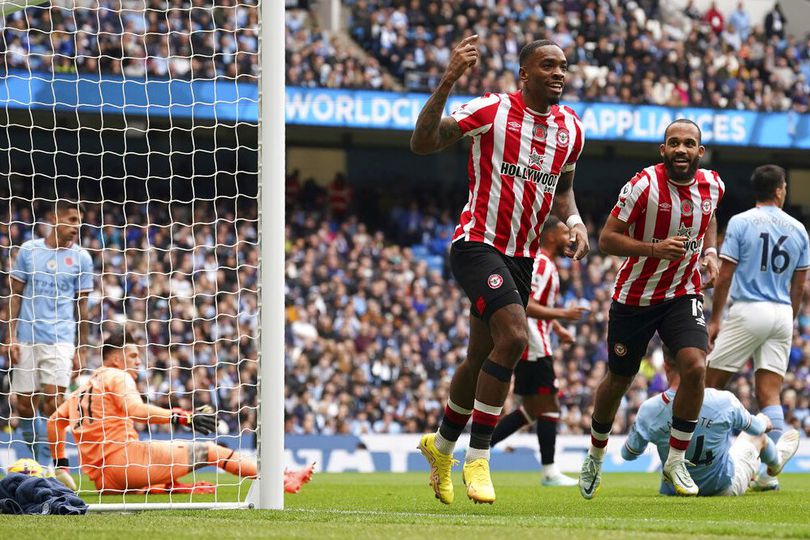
left=1, top=73, right=807, bottom=148
left=0, top=70, right=259, bottom=123
left=285, top=87, right=810, bottom=149
left=3, top=432, right=806, bottom=475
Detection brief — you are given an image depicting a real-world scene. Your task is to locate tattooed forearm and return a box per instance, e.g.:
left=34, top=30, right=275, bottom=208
left=411, top=79, right=461, bottom=154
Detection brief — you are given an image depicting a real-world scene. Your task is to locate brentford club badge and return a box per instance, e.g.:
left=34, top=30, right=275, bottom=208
left=533, top=124, right=547, bottom=141
left=701, top=199, right=712, bottom=214
left=488, top=274, right=504, bottom=289
left=556, top=128, right=569, bottom=147
left=680, top=199, right=694, bottom=217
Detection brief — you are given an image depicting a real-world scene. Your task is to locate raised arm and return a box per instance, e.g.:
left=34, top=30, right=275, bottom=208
left=410, top=35, right=479, bottom=155
left=552, top=170, right=589, bottom=260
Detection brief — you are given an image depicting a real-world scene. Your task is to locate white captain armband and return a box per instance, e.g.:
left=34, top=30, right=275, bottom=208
left=561, top=162, right=576, bottom=173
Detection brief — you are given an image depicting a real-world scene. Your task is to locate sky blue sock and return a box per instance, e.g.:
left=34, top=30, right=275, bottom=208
left=33, top=416, right=52, bottom=466
left=762, top=405, right=784, bottom=444
left=760, top=437, right=779, bottom=468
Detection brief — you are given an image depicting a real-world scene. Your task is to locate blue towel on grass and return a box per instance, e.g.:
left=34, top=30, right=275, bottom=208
left=0, top=473, right=87, bottom=515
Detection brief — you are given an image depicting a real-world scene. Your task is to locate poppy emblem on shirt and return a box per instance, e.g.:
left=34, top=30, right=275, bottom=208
left=701, top=200, right=712, bottom=214
left=46, top=259, right=57, bottom=271
left=556, top=128, right=569, bottom=147
left=680, top=199, right=694, bottom=217
left=533, top=124, right=547, bottom=141
left=65, top=256, right=74, bottom=267
left=488, top=274, right=504, bottom=289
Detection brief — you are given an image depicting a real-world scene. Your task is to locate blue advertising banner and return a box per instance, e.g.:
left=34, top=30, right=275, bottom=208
left=1, top=73, right=807, bottom=149
left=285, top=87, right=810, bottom=149
left=0, top=70, right=258, bottom=123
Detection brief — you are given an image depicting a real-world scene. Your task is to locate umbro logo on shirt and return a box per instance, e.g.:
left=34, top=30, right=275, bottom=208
left=507, top=121, right=522, bottom=132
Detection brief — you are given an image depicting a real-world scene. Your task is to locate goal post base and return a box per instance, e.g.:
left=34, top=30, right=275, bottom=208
left=86, top=502, right=255, bottom=513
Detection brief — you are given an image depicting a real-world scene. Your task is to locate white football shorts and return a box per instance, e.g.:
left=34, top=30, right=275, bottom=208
left=721, top=438, right=761, bottom=496
left=10, top=343, right=75, bottom=393
left=707, top=301, right=793, bottom=377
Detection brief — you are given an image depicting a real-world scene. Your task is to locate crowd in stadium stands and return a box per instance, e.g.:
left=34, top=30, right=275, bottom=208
left=0, top=197, right=259, bottom=436
left=338, top=0, right=807, bottom=112
left=0, top=184, right=808, bottom=441
left=4, top=0, right=806, bottom=113
left=283, top=173, right=810, bottom=438
left=1, top=0, right=258, bottom=80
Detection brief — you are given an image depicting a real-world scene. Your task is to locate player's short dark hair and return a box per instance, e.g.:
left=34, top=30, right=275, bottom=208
left=663, top=119, right=702, bottom=145
left=103, top=329, right=137, bottom=359
left=54, top=197, right=85, bottom=216
left=751, top=164, right=786, bottom=202
left=519, top=39, right=560, bottom=67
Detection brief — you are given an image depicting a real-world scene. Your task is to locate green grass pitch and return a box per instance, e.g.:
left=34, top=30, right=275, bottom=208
left=0, top=472, right=808, bottom=539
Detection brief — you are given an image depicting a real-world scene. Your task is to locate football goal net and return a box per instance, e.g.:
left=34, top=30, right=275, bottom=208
left=0, top=0, right=283, bottom=510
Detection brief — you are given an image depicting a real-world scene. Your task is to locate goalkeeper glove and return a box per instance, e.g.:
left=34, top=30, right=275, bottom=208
left=172, top=405, right=217, bottom=435
left=52, top=458, right=77, bottom=491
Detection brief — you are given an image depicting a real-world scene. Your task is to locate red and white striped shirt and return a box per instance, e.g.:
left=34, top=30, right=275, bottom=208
left=450, top=91, right=585, bottom=259
left=610, top=163, right=725, bottom=306
left=524, top=250, right=559, bottom=359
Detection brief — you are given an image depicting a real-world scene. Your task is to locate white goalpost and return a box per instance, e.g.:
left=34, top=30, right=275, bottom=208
left=0, top=0, right=284, bottom=511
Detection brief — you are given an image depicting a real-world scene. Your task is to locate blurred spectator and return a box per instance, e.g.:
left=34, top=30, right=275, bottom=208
left=728, top=2, right=751, bottom=41
left=704, top=1, right=724, bottom=35
left=764, top=3, right=787, bottom=41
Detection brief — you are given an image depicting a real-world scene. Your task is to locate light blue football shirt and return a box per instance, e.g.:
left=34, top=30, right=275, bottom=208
left=623, top=388, right=766, bottom=496
left=721, top=206, right=810, bottom=305
left=10, top=238, right=94, bottom=345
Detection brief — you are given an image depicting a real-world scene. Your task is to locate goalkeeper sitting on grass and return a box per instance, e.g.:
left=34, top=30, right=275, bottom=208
left=48, top=329, right=312, bottom=494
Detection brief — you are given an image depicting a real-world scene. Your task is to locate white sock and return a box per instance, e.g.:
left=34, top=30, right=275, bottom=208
left=434, top=432, right=455, bottom=455
left=465, top=447, right=490, bottom=462
left=667, top=447, right=686, bottom=463
left=542, top=463, right=559, bottom=478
